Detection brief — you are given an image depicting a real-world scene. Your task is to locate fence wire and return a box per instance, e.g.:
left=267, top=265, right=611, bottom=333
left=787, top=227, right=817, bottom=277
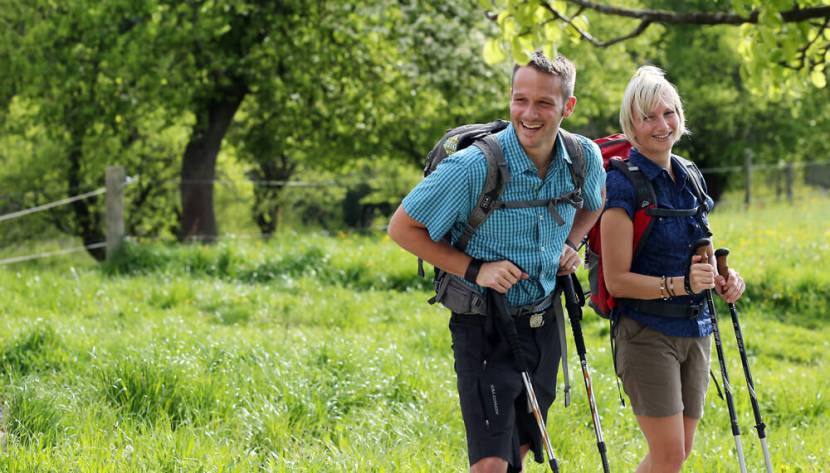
left=2, top=160, right=830, bottom=265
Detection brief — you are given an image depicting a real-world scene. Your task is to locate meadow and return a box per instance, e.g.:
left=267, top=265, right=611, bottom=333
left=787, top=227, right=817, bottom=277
left=0, top=197, right=828, bottom=472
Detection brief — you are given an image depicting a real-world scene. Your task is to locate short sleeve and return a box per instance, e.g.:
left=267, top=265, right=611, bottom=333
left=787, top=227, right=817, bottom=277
left=401, top=147, right=482, bottom=242
left=579, top=138, right=606, bottom=211
left=605, top=169, right=636, bottom=220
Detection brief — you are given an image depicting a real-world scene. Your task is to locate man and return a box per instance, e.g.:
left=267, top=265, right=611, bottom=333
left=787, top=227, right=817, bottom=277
left=388, top=51, right=605, bottom=473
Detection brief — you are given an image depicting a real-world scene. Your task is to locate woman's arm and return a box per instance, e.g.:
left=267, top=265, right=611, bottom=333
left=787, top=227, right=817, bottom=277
left=600, top=208, right=714, bottom=299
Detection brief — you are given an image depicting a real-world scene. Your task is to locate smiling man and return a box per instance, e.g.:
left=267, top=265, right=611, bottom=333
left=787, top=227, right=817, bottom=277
left=388, top=51, right=605, bottom=473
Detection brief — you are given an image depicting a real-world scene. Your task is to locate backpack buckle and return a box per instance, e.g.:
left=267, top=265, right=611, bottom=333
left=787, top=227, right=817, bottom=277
left=480, top=195, right=492, bottom=211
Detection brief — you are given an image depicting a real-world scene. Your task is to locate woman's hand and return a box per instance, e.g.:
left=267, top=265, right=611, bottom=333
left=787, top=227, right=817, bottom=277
left=688, top=254, right=716, bottom=294
left=715, top=268, right=745, bottom=304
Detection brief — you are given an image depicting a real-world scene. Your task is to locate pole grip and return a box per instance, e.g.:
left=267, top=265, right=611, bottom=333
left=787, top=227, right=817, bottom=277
left=692, top=238, right=711, bottom=259
left=715, top=247, right=730, bottom=279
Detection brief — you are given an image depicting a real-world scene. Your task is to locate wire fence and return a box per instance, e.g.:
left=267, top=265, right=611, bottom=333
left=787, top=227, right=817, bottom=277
left=2, top=159, right=830, bottom=266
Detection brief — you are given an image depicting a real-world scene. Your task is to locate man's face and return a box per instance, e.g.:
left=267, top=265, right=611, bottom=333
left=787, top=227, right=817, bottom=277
left=510, top=66, right=575, bottom=160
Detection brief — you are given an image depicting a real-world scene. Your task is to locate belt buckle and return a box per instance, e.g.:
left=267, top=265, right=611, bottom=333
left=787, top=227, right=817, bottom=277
left=529, top=313, right=545, bottom=328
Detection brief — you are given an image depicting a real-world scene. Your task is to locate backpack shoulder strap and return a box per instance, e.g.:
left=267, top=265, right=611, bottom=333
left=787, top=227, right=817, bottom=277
left=674, top=155, right=713, bottom=237
left=455, top=134, right=508, bottom=252
left=558, top=129, right=586, bottom=193
left=608, top=158, right=656, bottom=211
left=674, top=155, right=709, bottom=208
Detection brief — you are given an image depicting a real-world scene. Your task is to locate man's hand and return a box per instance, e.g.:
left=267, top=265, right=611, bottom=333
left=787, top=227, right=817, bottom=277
left=557, top=243, right=581, bottom=276
left=476, top=260, right=529, bottom=294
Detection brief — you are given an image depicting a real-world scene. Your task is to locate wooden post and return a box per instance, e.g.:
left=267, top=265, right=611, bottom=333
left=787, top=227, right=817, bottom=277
left=744, top=151, right=753, bottom=207
left=106, top=166, right=125, bottom=260
left=785, top=162, right=794, bottom=204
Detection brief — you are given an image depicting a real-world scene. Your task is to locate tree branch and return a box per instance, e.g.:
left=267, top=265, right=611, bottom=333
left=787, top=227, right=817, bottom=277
left=541, top=3, right=652, bottom=47
left=562, top=0, right=830, bottom=25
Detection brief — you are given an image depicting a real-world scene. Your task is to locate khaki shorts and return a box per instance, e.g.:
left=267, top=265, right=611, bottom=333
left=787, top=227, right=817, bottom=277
left=614, top=316, right=711, bottom=418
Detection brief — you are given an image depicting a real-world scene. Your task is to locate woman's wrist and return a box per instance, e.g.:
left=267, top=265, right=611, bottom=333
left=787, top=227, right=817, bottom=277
left=683, top=273, right=698, bottom=296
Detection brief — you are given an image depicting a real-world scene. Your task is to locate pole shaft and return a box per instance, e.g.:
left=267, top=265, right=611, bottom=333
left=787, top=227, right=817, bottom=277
left=729, top=303, right=774, bottom=473
left=561, top=276, right=610, bottom=473
left=706, top=290, right=747, bottom=473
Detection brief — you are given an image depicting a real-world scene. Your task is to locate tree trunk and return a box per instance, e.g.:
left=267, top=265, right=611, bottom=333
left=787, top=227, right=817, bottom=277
left=250, top=154, right=295, bottom=237
left=179, top=85, right=247, bottom=242
left=68, top=144, right=106, bottom=261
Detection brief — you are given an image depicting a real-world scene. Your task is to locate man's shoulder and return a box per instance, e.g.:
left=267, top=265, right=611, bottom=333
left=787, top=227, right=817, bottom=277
left=429, top=144, right=488, bottom=185
left=570, top=133, right=602, bottom=158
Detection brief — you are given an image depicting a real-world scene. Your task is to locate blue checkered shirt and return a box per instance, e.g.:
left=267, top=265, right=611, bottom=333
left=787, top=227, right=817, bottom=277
left=403, top=122, right=605, bottom=306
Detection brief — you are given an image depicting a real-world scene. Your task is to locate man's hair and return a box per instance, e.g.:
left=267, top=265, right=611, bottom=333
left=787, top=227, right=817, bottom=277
left=620, top=65, right=688, bottom=146
left=512, top=50, right=576, bottom=99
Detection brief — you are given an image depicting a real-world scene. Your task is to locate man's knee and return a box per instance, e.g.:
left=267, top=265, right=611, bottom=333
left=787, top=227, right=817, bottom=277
left=470, top=456, right=508, bottom=473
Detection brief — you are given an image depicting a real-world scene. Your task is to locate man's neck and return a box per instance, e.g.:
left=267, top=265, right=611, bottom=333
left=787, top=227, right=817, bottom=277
left=527, top=133, right=558, bottom=179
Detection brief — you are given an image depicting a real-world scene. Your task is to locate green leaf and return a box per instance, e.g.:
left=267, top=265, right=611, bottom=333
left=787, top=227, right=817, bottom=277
left=483, top=38, right=506, bottom=65
left=811, top=69, right=827, bottom=88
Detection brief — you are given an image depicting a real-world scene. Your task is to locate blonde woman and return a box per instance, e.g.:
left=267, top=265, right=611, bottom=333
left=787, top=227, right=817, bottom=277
left=601, top=66, right=746, bottom=473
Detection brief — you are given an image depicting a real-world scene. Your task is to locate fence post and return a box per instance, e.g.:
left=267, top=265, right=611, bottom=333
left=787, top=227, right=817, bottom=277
left=785, top=162, right=794, bottom=204
left=105, top=166, right=125, bottom=260
left=744, top=150, right=753, bottom=207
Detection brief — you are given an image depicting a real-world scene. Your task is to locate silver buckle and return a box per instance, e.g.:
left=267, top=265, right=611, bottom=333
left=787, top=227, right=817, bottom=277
left=529, top=313, right=545, bottom=328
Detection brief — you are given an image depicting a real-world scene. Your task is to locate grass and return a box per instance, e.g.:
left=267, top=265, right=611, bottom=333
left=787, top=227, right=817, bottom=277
left=0, top=199, right=827, bottom=471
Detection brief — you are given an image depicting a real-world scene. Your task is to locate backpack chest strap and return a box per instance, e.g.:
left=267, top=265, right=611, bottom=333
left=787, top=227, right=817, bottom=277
left=491, top=189, right=584, bottom=225
left=645, top=206, right=700, bottom=218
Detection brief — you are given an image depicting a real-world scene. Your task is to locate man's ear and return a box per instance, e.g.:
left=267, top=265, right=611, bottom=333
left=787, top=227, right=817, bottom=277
left=562, top=96, right=577, bottom=118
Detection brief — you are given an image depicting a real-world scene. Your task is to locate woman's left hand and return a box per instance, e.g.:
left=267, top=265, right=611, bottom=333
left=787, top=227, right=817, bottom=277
left=715, top=268, right=745, bottom=304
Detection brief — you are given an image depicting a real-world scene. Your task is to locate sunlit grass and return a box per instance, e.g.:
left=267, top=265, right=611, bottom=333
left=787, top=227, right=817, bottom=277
left=0, top=199, right=827, bottom=471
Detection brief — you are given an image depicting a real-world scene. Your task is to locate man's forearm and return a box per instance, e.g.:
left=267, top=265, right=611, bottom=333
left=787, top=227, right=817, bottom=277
left=388, top=206, right=472, bottom=278
left=567, top=206, right=603, bottom=247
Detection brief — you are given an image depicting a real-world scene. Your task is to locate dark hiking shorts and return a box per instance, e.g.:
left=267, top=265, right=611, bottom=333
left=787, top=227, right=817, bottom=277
left=449, top=311, right=561, bottom=472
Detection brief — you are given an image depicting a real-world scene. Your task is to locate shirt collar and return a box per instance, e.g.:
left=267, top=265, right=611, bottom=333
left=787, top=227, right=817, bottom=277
left=501, top=123, right=569, bottom=175
left=629, top=148, right=688, bottom=186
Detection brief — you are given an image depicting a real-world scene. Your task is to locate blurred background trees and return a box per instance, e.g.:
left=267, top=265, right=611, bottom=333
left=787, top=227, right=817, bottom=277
left=1, top=0, right=828, bottom=258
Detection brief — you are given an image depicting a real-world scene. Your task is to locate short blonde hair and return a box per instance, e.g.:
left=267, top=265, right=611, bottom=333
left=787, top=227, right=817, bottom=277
left=620, top=66, right=687, bottom=147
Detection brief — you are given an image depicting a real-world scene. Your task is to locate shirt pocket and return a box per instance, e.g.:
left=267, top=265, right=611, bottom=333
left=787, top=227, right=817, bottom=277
left=638, top=215, right=691, bottom=271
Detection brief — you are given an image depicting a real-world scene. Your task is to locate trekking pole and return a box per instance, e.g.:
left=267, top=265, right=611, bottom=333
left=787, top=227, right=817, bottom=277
left=715, top=248, right=774, bottom=473
left=488, top=290, right=560, bottom=473
left=693, top=239, right=747, bottom=473
left=559, top=274, right=610, bottom=473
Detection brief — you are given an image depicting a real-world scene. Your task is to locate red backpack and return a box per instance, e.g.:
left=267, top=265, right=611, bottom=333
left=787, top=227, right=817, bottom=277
left=584, top=134, right=711, bottom=318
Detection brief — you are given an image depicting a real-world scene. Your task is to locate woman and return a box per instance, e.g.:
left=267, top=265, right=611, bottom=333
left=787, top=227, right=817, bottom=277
left=601, top=66, right=746, bottom=473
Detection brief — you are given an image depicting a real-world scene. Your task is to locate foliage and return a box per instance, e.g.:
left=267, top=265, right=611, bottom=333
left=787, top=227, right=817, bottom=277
left=485, top=0, right=830, bottom=98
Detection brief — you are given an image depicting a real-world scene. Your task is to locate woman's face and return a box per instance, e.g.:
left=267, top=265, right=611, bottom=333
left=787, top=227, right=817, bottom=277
left=632, top=100, right=679, bottom=159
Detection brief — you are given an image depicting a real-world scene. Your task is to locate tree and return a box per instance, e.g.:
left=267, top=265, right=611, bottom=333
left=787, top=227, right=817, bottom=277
left=486, top=1, right=830, bottom=97
left=0, top=0, right=184, bottom=259
left=232, top=0, right=513, bottom=234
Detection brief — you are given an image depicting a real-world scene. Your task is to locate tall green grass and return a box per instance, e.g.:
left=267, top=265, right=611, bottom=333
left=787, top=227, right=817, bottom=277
left=0, top=199, right=826, bottom=471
